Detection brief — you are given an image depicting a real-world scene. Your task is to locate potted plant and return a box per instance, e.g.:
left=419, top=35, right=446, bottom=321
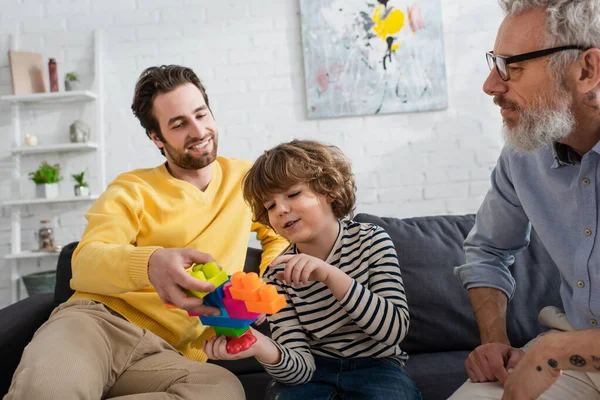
left=29, top=162, right=62, bottom=198
left=72, top=171, right=90, bottom=196
left=64, top=72, right=80, bottom=91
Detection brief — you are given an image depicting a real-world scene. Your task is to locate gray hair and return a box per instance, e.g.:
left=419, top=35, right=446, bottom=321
left=499, top=0, right=600, bottom=78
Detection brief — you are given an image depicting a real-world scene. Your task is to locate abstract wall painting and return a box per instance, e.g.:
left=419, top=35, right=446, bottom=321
left=300, top=0, right=448, bottom=118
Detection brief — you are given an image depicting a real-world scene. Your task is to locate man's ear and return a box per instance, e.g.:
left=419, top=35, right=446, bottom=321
left=574, top=48, right=600, bottom=94
left=148, top=131, right=164, bottom=150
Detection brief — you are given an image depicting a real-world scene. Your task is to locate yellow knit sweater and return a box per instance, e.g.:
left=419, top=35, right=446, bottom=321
left=70, top=157, right=288, bottom=362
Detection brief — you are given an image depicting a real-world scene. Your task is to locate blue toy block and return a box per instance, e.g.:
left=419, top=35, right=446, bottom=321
left=199, top=312, right=255, bottom=329
left=203, top=281, right=227, bottom=309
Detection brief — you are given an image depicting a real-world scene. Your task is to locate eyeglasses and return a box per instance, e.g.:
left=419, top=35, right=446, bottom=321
left=486, top=45, right=586, bottom=81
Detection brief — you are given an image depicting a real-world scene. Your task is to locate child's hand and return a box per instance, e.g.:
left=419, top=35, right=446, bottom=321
left=254, top=313, right=267, bottom=326
left=270, top=254, right=334, bottom=287
left=203, top=331, right=258, bottom=360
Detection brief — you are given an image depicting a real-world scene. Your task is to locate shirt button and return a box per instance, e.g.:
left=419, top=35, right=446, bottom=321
left=591, top=319, right=598, bottom=327
left=578, top=281, right=585, bottom=288
left=585, top=229, right=592, bottom=236
left=583, top=178, right=591, bottom=185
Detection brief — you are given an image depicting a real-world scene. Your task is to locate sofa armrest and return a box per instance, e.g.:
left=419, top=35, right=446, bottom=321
left=0, top=293, right=56, bottom=396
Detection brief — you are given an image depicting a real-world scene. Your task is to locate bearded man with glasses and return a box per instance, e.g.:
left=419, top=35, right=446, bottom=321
left=450, top=1, right=600, bottom=399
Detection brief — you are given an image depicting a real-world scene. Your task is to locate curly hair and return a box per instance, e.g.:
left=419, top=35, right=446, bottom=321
left=131, top=65, right=210, bottom=155
left=243, top=139, right=356, bottom=228
left=498, top=1, right=600, bottom=79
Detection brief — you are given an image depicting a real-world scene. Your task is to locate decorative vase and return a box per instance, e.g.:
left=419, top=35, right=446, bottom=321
left=74, top=185, right=90, bottom=197
left=35, top=183, right=59, bottom=199
left=65, top=80, right=80, bottom=91
left=69, top=120, right=91, bottom=143
left=22, top=270, right=57, bottom=296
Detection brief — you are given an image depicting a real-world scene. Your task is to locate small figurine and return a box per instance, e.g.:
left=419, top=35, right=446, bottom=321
left=69, top=120, right=91, bottom=143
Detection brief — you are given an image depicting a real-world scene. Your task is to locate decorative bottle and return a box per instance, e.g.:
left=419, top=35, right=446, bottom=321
left=38, top=220, right=55, bottom=250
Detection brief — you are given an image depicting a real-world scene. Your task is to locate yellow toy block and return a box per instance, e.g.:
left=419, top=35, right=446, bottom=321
left=245, top=285, right=287, bottom=314
left=229, top=272, right=265, bottom=302
left=185, top=261, right=228, bottom=299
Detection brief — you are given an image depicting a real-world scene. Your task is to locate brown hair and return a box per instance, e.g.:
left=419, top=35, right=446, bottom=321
left=131, top=65, right=210, bottom=154
left=243, top=139, right=356, bottom=228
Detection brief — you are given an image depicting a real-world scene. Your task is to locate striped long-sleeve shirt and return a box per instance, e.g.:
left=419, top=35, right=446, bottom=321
left=260, top=220, right=410, bottom=385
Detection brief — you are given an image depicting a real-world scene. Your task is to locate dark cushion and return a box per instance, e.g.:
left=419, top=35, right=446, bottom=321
left=237, top=372, right=272, bottom=400
left=405, top=351, right=469, bottom=400
left=354, top=213, right=563, bottom=354
left=54, top=241, right=78, bottom=304
left=0, top=293, right=56, bottom=396
left=243, top=247, right=262, bottom=275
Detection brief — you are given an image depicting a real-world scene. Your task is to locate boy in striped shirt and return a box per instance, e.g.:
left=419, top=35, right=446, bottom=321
left=204, top=140, right=421, bottom=399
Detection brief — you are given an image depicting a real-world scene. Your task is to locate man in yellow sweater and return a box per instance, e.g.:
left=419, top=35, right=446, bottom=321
left=6, top=65, right=288, bottom=399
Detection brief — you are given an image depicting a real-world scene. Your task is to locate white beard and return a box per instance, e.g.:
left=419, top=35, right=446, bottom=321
left=501, top=86, right=576, bottom=153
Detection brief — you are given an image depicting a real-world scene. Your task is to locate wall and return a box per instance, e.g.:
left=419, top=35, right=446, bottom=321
left=0, top=0, right=506, bottom=307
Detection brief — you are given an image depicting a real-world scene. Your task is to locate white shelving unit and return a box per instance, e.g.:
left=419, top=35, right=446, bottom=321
left=10, top=142, right=99, bottom=156
left=3, top=31, right=106, bottom=304
left=1, top=90, right=98, bottom=103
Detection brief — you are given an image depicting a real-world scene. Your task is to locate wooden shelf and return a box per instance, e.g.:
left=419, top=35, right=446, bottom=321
left=4, top=250, right=61, bottom=260
left=0, top=90, right=98, bottom=104
left=11, top=142, right=99, bottom=155
left=3, top=194, right=99, bottom=206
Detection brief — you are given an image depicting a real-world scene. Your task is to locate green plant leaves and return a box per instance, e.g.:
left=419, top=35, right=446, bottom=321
left=71, top=171, right=88, bottom=187
left=29, top=162, right=62, bottom=184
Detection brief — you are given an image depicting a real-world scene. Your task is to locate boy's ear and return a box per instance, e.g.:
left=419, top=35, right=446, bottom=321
left=326, top=194, right=336, bottom=203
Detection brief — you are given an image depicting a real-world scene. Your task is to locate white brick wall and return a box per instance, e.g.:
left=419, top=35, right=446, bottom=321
left=0, top=0, right=506, bottom=308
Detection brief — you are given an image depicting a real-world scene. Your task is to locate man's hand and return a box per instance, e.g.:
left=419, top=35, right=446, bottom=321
left=270, top=254, right=334, bottom=287
left=465, top=343, right=525, bottom=384
left=148, top=248, right=220, bottom=315
left=501, top=339, right=561, bottom=400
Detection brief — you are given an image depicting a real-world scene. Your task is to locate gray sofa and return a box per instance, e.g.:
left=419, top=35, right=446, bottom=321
left=0, top=213, right=563, bottom=399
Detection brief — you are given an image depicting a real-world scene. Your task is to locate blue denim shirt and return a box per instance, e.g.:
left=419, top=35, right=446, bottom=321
left=454, top=141, right=600, bottom=330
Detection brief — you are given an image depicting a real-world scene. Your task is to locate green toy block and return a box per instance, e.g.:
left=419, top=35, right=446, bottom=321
left=185, top=261, right=228, bottom=298
left=213, top=326, right=249, bottom=338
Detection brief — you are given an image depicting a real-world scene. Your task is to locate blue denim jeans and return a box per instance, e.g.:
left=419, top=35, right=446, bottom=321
left=265, top=355, right=422, bottom=400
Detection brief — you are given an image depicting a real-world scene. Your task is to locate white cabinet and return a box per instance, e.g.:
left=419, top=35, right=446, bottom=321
left=1, top=31, right=106, bottom=304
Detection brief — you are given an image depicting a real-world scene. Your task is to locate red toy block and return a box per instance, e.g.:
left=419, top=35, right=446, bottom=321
left=226, top=329, right=257, bottom=354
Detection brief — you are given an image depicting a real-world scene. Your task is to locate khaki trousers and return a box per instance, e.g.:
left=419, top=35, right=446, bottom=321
left=4, top=299, right=245, bottom=400
left=449, top=306, right=600, bottom=399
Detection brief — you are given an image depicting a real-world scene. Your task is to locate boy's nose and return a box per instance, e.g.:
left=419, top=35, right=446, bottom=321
left=277, top=204, right=290, bottom=216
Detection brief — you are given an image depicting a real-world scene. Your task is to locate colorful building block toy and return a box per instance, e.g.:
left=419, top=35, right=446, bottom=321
left=167, top=266, right=286, bottom=354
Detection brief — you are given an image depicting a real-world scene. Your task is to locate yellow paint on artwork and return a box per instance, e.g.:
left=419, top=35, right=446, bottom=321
left=372, top=5, right=405, bottom=41
left=391, top=42, right=400, bottom=51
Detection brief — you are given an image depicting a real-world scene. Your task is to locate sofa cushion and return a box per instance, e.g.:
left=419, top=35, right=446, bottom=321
left=55, top=241, right=78, bottom=304
left=405, top=351, right=470, bottom=400
left=354, top=213, right=563, bottom=354
left=0, top=293, right=56, bottom=396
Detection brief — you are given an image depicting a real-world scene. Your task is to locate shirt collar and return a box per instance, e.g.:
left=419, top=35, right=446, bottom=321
left=591, top=140, right=600, bottom=156
left=551, top=142, right=577, bottom=169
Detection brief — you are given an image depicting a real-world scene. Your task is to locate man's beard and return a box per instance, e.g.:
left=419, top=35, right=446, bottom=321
left=163, top=135, right=218, bottom=170
left=495, top=83, right=576, bottom=153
